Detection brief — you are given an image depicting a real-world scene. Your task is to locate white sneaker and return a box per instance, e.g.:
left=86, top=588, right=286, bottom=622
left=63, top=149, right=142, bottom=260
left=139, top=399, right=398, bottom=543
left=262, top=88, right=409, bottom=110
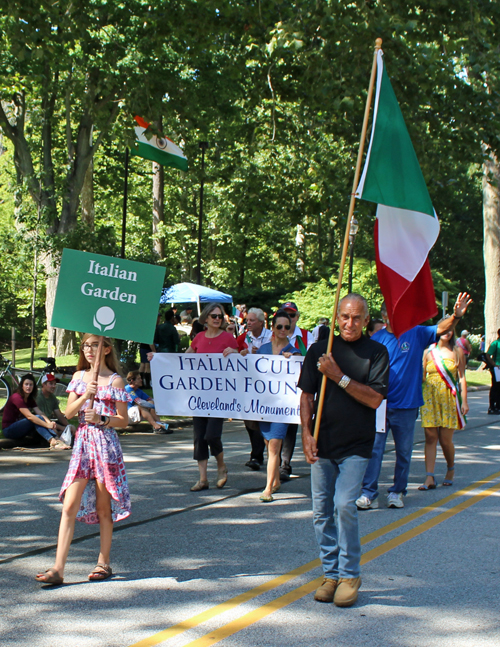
left=387, top=492, right=404, bottom=508
left=356, top=495, right=379, bottom=510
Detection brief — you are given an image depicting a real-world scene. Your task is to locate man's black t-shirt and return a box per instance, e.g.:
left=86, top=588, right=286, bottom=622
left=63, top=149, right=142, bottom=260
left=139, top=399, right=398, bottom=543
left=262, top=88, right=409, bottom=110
left=298, top=335, right=389, bottom=460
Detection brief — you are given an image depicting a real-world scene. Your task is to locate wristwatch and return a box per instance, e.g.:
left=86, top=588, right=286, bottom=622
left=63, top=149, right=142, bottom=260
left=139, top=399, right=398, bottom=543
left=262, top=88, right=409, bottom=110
left=338, top=375, right=351, bottom=390
left=100, top=415, right=110, bottom=426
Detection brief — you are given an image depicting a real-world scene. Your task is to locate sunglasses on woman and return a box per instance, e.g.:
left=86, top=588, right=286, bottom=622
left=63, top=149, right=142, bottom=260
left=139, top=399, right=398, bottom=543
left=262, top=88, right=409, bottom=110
left=275, top=324, right=291, bottom=330
left=209, top=313, right=224, bottom=319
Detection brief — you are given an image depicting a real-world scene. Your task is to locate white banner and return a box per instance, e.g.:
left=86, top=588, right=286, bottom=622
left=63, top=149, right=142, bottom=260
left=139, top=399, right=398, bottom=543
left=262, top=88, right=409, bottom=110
left=150, top=353, right=304, bottom=424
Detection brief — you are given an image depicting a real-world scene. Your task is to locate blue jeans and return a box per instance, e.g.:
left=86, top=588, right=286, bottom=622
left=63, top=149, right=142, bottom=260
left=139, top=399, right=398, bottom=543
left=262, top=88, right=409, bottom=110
left=2, top=416, right=56, bottom=444
left=361, top=407, right=419, bottom=499
left=311, top=455, right=369, bottom=579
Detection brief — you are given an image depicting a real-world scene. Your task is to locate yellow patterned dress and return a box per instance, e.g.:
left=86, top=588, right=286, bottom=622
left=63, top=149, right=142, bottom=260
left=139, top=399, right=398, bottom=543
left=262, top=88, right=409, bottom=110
left=421, top=358, right=460, bottom=429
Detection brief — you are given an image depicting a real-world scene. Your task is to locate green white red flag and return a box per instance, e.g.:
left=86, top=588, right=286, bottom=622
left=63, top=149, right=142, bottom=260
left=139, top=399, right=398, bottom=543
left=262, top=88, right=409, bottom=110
left=355, top=50, right=439, bottom=337
left=132, top=116, right=188, bottom=172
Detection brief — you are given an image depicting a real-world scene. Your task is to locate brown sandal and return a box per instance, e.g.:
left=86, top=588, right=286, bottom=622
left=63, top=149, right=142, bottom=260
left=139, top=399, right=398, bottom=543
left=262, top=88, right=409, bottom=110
left=35, top=568, right=64, bottom=585
left=190, top=480, right=209, bottom=492
left=88, top=563, right=112, bottom=581
left=216, top=466, right=228, bottom=489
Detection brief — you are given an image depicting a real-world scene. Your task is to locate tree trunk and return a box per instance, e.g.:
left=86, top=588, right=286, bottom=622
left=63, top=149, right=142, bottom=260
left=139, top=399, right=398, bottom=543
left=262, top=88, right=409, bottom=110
left=296, top=223, right=305, bottom=273
left=81, top=157, right=95, bottom=229
left=152, top=161, right=165, bottom=258
left=239, top=237, right=247, bottom=288
left=81, top=128, right=94, bottom=229
left=483, top=145, right=500, bottom=347
left=317, top=211, right=323, bottom=266
left=42, top=251, right=77, bottom=357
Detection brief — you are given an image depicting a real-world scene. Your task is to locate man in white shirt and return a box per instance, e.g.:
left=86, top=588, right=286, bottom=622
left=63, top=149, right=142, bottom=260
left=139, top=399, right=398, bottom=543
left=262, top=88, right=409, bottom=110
left=234, top=308, right=272, bottom=470
left=236, top=307, right=272, bottom=354
left=282, top=301, right=315, bottom=352
left=312, top=318, right=330, bottom=342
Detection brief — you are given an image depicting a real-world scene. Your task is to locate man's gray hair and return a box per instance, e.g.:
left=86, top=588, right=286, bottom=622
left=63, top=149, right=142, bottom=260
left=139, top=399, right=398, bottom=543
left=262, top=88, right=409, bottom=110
left=380, top=302, right=388, bottom=318
left=248, top=307, right=265, bottom=322
left=338, top=293, right=369, bottom=318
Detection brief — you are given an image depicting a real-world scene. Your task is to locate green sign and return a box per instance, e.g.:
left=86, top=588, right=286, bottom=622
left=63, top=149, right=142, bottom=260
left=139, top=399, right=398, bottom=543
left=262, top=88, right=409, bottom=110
left=51, top=249, right=166, bottom=343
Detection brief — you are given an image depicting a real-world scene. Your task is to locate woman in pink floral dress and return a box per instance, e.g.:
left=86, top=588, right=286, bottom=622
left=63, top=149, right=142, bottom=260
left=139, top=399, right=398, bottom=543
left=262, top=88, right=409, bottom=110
left=36, top=335, right=130, bottom=585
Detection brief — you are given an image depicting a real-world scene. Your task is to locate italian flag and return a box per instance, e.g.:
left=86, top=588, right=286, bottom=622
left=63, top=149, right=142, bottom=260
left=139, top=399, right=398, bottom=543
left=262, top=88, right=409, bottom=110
left=355, top=50, right=439, bottom=337
left=132, top=116, right=188, bottom=172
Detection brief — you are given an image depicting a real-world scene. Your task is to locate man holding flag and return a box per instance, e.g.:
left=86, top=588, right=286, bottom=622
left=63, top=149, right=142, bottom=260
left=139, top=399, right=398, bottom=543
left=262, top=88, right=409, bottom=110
left=299, top=293, right=389, bottom=607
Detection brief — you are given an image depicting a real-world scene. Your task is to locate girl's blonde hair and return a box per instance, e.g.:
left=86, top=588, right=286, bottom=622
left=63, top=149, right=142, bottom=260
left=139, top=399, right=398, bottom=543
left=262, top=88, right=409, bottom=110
left=77, top=334, right=122, bottom=374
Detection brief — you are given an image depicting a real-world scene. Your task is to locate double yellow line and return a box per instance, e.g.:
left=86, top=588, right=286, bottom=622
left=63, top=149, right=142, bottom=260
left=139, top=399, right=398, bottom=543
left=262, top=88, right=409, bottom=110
left=130, top=470, right=500, bottom=647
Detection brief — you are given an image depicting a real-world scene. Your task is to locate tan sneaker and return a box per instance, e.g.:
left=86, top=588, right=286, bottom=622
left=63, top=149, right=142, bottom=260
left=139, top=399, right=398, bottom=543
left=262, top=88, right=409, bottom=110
left=314, top=578, right=338, bottom=602
left=334, top=577, right=361, bottom=607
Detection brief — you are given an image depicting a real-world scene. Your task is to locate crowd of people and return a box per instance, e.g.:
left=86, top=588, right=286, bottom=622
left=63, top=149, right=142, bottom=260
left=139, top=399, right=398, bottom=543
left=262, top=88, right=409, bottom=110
left=5, top=289, right=497, bottom=606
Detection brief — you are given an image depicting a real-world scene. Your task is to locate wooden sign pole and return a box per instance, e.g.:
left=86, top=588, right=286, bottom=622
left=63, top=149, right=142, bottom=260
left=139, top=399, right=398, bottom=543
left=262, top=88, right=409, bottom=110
left=88, top=336, right=104, bottom=408
left=313, top=38, right=382, bottom=442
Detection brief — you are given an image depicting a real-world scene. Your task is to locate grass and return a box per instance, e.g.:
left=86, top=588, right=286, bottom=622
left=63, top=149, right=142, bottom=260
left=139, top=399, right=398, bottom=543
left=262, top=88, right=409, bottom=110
left=1, top=346, right=79, bottom=370
left=465, top=369, right=491, bottom=387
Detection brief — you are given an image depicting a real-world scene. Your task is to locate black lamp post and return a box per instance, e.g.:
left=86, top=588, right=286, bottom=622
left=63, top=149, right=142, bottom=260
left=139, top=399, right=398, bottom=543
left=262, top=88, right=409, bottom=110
left=347, top=217, right=359, bottom=293
left=196, top=141, right=209, bottom=285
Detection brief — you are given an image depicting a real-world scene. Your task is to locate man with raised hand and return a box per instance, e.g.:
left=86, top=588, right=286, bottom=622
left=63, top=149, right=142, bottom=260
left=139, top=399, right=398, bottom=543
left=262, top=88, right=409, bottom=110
left=299, top=294, right=389, bottom=608
left=356, top=292, right=472, bottom=511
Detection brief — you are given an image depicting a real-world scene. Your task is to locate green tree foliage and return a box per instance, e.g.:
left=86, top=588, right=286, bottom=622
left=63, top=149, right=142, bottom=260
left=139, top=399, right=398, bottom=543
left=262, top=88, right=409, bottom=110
left=0, top=0, right=493, bottom=346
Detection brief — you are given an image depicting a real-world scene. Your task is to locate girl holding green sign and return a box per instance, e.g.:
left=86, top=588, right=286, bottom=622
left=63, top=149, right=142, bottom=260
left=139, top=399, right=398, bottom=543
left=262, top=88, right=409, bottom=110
left=36, top=335, right=130, bottom=585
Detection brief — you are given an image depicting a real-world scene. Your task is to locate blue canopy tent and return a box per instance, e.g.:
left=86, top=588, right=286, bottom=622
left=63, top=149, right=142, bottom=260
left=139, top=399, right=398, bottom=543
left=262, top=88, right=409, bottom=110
left=159, top=282, right=233, bottom=316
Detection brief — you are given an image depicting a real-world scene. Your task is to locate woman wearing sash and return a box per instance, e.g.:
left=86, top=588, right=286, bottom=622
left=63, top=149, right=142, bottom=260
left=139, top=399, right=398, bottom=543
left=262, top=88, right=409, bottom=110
left=419, top=327, right=468, bottom=490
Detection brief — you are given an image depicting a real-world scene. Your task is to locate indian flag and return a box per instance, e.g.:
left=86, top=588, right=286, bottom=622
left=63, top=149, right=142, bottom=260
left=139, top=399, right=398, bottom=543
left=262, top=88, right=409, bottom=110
left=355, top=49, right=439, bottom=337
left=132, top=116, right=188, bottom=172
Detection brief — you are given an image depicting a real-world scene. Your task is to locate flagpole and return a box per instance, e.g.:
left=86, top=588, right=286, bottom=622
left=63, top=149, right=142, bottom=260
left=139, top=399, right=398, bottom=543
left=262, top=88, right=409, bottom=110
left=121, top=147, right=129, bottom=259
left=313, top=38, right=382, bottom=442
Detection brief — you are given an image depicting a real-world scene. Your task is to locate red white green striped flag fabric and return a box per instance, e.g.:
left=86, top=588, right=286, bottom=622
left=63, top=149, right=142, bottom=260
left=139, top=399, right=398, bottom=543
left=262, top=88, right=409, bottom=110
left=355, top=50, right=439, bottom=337
left=132, top=116, right=188, bottom=172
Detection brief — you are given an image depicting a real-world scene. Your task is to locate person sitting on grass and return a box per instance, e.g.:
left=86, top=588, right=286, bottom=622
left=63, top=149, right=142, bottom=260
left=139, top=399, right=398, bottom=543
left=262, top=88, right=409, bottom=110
left=2, top=374, right=70, bottom=449
left=36, top=374, right=76, bottom=445
left=125, top=371, right=171, bottom=434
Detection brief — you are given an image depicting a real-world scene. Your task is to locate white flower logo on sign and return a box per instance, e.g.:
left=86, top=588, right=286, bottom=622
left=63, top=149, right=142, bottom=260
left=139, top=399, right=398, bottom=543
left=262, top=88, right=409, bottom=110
left=93, top=306, right=116, bottom=332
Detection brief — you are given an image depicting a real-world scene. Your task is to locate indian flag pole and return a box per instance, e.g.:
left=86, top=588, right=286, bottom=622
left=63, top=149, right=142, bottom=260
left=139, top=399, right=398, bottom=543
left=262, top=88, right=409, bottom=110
left=313, top=38, right=382, bottom=442
left=121, top=116, right=189, bottom=259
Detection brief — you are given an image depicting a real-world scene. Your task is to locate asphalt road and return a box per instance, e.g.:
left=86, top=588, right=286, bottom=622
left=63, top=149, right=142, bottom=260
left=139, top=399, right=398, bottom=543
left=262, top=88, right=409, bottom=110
left=1, top=389, right=499, bottom=647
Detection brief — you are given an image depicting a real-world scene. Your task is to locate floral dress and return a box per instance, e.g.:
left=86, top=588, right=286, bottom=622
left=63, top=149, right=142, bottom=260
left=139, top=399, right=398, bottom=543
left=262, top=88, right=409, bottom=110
left=59, top=371, right=131, bottom=524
